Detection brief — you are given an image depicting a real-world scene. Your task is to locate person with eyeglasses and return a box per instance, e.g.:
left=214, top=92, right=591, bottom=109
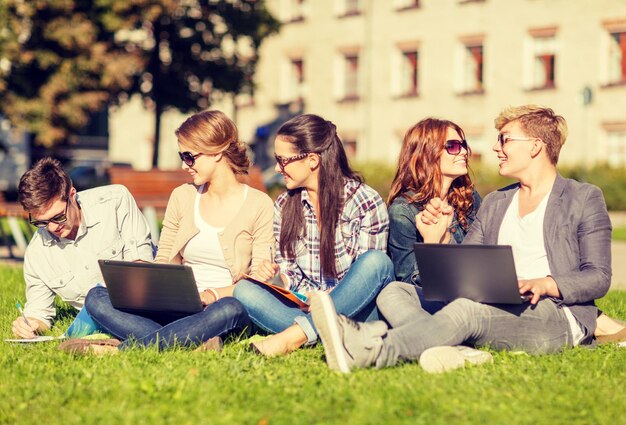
left=62, top=110, right=273, bottom=354
left=11, top=157, right=154, bottom=339
left=311, top=105, right=615, bottom=374
left=233, top=113, right=393, bottom=356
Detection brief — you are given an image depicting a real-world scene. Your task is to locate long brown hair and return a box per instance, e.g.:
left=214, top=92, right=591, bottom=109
left=277, top=114, right=362, bottom=279
left=387, top=118, right=475, bottom=229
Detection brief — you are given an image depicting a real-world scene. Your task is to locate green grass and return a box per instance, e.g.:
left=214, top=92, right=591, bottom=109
left=1, top=265, right=625, bottom=425
left=613, top=226, right=626, bottom=242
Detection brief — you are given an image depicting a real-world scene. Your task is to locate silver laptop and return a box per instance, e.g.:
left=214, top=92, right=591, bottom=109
left=98, top=260, right=203, bottom=318
left=413, top=244, right=530, bottom=304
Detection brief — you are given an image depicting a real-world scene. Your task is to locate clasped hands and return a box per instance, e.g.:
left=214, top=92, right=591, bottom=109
left=418, top=197, right=561, bottom=305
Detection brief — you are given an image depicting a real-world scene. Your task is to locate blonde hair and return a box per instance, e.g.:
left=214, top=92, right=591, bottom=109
left=175, top=110, right=250, bottom=174
left=494, top=105, right=567, bottom=165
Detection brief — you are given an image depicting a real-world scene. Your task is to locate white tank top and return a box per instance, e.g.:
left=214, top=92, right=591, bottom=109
left=182, top=184, right=248, bottom=290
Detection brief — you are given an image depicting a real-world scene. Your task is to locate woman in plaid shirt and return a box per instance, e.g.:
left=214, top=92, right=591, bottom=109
left=234, top=114, right=394, bottom=356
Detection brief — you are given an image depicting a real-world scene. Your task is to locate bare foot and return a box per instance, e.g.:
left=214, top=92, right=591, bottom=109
left=251, top=325, right=308, bottom=356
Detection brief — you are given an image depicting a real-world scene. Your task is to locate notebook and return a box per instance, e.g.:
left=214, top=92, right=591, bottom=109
left=413, top=244, right=530, bottom=304
left=98, top=260, right=203, bottom=318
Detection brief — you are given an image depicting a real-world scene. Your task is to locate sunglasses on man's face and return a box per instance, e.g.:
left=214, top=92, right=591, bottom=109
left=29, top=199, right=70, bottom=228
left=497, top=134, right=535, bottom=147
left=274, top=152, right=308, bottom=171
left=444, top=139, right=468, bottom=155
left=178, top=151, right=204, bottom=167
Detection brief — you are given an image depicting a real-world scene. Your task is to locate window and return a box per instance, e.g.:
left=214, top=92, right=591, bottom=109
left=609, top=31, right=626, bottom=84
left=392, top=49, right=419, bottom=97
left=280, top=0, right=306, bottom=23
left=335, top=52, right=360, bottom=101
left=288, top=58, right=304, bottom=101
left=531, top=36, right=556, bottom=89
left=524, top=28, right=558, bottom=90
left=458, top=42, right=484, bottom=94
left=338, top=0, right=361, bottom=17
left=343, top=137, right=357, bottom=158
left=394, top=0, right=420, bottom=10
left=607, top=130, right=626, bottom=168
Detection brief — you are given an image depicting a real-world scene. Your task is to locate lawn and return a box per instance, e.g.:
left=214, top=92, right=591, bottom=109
left=613, top=226, right=626, bottom=242
left=1, top=264, right=625, bottom=425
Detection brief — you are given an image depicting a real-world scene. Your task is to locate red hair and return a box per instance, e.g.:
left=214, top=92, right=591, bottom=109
left=387, top=118, right=475, bottom=229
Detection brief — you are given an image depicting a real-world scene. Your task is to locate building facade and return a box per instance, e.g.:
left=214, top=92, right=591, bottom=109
left=110, top=0, right=626, bottom=169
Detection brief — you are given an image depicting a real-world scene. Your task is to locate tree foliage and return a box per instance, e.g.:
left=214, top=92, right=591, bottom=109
left=0, top=0, right=279, bottom=165
left=0, top=0, right=143, bottom=146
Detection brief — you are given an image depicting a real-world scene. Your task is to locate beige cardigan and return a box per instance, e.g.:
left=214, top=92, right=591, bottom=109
left=155, top=183, right=274, bottom=282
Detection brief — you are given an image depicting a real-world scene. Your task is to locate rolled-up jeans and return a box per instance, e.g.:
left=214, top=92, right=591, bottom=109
left=375, top=281, right=572, bottom=367
left=85, top=286, right=250, bottom=351
left=233, top=250, right=395, bottom=344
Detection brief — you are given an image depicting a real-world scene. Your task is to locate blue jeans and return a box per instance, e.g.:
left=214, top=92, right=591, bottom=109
left=375, top=282, right=572, bottom=367
left=85, top=286, right=250, bottom=350
left=233, top=250, right=394, bottom=344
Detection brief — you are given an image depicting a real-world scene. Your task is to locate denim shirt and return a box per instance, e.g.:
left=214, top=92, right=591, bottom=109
left=387, top=190, right=481, bottom=285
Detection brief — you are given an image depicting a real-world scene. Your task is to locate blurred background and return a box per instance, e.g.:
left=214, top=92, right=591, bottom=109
left=1, top=0, right=626, bottom=206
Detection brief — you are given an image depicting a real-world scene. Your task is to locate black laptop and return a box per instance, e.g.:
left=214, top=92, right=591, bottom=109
left=413, top=244, right=529, bottom=304
left=98, top=260, right=203, bottom=318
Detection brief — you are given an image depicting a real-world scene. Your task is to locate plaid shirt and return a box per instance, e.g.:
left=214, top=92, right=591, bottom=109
left=274, top=179, right=389, bottom=292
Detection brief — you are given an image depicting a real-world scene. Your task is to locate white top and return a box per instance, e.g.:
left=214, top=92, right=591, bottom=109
left=498, top=190, right=584, bottom=345
left=181, top=184, right=249, bottom=290
left=23, top=185, right=154, bottom=327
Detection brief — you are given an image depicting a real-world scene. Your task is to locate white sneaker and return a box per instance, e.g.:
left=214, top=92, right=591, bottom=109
left=310, top=292, right=388, bottom=373
left=419, top=345, right=493, bottom=373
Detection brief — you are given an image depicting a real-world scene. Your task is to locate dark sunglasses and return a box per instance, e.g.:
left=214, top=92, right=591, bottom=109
left=497, top=134, right=535, bottom=146
left=444, top=139, right=468, bottom=155
left=29, top=199, right=70, bottom=228
left=274, top=152, right=308, bottom=171
left=178, top=151, right=204, bottom=167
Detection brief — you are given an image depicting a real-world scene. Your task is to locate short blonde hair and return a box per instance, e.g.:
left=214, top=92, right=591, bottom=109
left=175, top=110, right=250, bottom=174
left=495, top=105, right=567, bottom=165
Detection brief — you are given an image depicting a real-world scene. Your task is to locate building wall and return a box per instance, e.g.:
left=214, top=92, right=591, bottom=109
left=109, top=0, right=626, bottom=169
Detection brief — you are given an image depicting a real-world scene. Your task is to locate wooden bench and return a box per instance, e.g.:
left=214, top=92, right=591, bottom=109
left=108, top=166, right=267, bottom=242
left=0, top=195, right=32, bottom=258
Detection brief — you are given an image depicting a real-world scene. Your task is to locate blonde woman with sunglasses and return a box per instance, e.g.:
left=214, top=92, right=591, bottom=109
left=61, top=110, right=274, bottom=354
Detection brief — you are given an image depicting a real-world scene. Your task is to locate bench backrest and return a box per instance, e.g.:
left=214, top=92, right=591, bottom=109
left=108, top=166, right=267, bottom=209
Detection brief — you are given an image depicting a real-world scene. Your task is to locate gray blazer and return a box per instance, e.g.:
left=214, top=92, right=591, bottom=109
left=464, top=174, right=612, bottom=343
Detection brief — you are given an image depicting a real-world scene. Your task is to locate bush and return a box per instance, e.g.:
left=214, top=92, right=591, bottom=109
left=355, top=160, right=626, bottom=210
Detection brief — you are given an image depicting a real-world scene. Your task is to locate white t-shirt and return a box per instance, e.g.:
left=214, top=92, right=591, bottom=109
left=182, top=184, right=249, bottom=290
left=498, top=190, right=584, bottom=346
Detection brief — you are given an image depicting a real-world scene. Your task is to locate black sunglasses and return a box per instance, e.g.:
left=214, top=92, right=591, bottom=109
left=178, top=151, right=204, bottom=167
left=274, top=152, right=308, bottom=171
left=444, top=139, right=468, bottom=155
left=29, top=199, right=70, bottom=228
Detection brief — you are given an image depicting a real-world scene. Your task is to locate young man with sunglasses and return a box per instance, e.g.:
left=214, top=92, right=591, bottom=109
left=11, top=157, right=154, bottom=338
left=311, top=105, right=614, bottom=373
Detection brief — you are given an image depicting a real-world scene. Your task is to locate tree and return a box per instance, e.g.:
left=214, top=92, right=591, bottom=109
left=0, top=0, right=279, bottom=166
left=107, top=0, right=280, bottom=166
left=0, top=0, right=143, bottom=147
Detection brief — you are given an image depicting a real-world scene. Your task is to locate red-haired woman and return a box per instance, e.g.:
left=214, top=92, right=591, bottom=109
left=386, top=118, right=480, bottom=287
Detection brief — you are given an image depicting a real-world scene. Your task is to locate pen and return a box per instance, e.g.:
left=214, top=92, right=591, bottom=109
left=269, top=245, right=274, bottom=263
left=16, top=301, right=32, bottom=327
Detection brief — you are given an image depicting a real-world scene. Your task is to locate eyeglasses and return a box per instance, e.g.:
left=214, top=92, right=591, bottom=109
left=497, top=134, right=535, bottom=146
left=29, top=199, right=70, bottom=228
left=178, top=151, right=204, bottom=167
left=274, top=152, right=308, bottom=171
left=444, top=139, right=468, bottom=155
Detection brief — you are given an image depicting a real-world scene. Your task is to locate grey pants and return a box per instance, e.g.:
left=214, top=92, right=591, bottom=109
left=375, top=282, right=572, bottom=367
